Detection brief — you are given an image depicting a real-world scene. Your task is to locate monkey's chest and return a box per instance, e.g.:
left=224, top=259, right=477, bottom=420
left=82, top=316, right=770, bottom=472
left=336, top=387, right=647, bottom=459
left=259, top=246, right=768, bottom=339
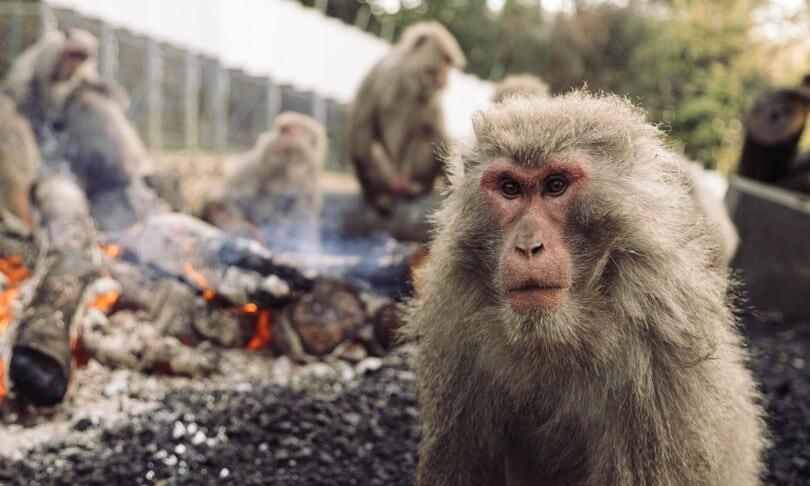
left=503, top=420, right=588, bottom=486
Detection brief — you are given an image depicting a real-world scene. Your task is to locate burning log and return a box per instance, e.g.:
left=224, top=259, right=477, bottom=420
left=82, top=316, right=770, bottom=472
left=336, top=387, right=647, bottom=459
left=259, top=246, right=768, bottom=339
left=9, top=175, right=99, bottom=406
left=275, top=278, right=369, bottom=361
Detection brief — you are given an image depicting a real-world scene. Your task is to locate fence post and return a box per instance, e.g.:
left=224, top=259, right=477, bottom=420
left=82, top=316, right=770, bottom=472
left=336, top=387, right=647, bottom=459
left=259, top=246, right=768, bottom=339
left=311, top=93, right=327, bottom=126
left=266, top=78, right=281, bottom=129
left=213, top=62, right=229, bottom=151
left=146, top=39, right=163, bottom=150
left=184, top=50, right=200, bottom=151
left=98, top=23, right=117, bottom=80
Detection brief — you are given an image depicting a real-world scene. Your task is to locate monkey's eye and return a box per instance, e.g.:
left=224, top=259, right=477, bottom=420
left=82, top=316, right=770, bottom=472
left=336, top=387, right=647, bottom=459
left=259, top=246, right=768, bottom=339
left=500, top=179, right=521, bottom=197
left=543, top=176, right=568, bottom=196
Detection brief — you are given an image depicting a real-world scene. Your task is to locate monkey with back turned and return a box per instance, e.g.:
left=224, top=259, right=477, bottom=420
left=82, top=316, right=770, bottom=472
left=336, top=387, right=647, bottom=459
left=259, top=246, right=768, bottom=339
left=404, top=92, right=766, bottom=485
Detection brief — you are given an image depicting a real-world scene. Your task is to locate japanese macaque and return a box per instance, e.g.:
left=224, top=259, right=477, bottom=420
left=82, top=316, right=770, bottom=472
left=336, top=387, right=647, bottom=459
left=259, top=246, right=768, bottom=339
left=202, top=112, right=327, bottom=250
left=4, top=29, right=166, bottom=231
left=60, top=78, right=167, bottom=231
left=3, top=28, right=101, bottom=135
left=403, top=92, right=766, bottom=485
left=492, top=74, right=550, bottom=103
left=346, top=21, right=465, bottom=214
left=0, top=95, right=40, bottom=228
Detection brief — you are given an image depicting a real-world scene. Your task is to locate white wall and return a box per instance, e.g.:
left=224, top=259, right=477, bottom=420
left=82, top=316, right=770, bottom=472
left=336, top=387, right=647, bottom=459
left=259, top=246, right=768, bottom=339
left=46, top=0, right=494, bottom=139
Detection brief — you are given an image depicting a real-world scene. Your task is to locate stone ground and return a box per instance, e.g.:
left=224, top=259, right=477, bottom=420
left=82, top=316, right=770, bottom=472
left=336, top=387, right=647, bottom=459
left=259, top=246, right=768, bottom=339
left=0, top=314, right=807, bottom=485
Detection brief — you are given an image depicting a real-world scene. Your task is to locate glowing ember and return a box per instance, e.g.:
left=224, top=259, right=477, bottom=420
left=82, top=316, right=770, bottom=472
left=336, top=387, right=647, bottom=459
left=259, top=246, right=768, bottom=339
left=183, top=262, right=210, bottom=289
left=243, top=303, right=258, bottom=313
left=98, top=242, right=120, bottom=258
left=202, top=289, right=216, bottom=301
left=0, top=255, right=30, bottom=286
left=90, top=290, right=120, bottom=313
left=246, top=311, right=272, bottom=350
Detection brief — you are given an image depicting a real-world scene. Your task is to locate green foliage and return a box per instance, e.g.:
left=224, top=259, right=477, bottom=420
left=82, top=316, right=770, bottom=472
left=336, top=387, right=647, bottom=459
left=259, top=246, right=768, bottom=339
left=309, top=0, right=781, bottom=172
left=628, top=1, right=771, bottom=172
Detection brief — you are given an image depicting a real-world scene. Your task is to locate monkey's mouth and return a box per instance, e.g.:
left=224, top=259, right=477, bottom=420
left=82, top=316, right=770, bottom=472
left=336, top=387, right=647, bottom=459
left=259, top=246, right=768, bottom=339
left=507, top=283, right=569, bottom=293
left=506, top=284, right=570, bottom=313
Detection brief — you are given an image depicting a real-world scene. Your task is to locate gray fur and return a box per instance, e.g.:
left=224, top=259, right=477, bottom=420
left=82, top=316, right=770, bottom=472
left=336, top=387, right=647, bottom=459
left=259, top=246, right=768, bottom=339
left=404, top=91, right=766, bottom=485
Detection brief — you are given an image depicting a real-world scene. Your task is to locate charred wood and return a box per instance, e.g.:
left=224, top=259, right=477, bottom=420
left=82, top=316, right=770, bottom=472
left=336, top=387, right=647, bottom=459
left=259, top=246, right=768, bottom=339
left=275, top=278, right=368, bottom=361
left=10, top=175, right=100, bottom=406
left=116, top=213, right=314, bottom=306
left=739, top=82, right=810, bottom=195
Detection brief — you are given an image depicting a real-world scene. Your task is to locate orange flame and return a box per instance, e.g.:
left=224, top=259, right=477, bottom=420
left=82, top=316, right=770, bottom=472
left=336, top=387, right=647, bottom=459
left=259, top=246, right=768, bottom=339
left=202, top=289, right=216, bottom=301
left=0, top=256, right=30, bottom=335
left=98, top=242, right=120, bottom=259
left=0, top=288, right=19, bottom=335
left=246, top=311, right=272, bottom=350
left=0, top=256, right=29, bottom=406
left=0, top=359, right=6, bottom=403
left=90, top=290, right=120, bottom=313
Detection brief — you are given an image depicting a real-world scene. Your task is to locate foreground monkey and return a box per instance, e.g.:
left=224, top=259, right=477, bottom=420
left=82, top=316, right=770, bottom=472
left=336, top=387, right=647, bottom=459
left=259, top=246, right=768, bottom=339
left=202, top=112, right=327, bottom=249
left=404, top=92, right=766, bottom=485
left=346, top=21, right=464, bottom=214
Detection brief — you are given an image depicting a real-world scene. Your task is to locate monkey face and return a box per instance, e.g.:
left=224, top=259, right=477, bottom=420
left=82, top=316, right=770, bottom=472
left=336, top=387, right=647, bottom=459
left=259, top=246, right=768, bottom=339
left=480, top=157, right=586, bottom=314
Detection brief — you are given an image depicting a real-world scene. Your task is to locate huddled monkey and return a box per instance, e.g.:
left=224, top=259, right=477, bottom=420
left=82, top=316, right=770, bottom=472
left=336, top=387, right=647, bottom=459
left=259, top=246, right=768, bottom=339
left=492, top=74, right=550, bottom=103
left=404, top=92, right=766, bottom=486
left=346, top=21, right=465, bottom=214
left=202, top=112, right=327, bottom=250
left=0, top=94, right=40, bottom=228
left=3, top=28, right=168, bottom=231
left=3, top=28, right=101, bottom=137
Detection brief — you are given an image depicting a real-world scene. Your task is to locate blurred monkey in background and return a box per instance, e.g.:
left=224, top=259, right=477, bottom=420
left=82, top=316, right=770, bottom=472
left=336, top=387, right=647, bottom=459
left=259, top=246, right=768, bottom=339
left=202, top=112, right=327, bottom=250
left=346, top=21, right=465, bottom=214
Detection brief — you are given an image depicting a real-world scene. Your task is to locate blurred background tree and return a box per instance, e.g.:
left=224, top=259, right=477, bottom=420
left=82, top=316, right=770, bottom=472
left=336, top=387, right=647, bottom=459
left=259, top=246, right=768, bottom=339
left=303, top=0, right=808, bottom=174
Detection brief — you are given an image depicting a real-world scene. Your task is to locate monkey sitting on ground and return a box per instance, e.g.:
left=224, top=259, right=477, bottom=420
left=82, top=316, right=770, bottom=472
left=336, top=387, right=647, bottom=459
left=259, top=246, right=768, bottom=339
left=3, top=28, right=101, bottom=138
left=346, top=21, right=465, bottom=214
left=492, top=74, right=550, bottom=103
left=403, top=92, right=766, bottom=485
left=4, top=28, right=169, bottom=231
left=202, top=112, right=327, bottom=251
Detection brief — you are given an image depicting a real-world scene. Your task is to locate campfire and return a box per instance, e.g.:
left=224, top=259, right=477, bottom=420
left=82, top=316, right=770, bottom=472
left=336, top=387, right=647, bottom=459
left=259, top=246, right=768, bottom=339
left=0, top=185, right=420, bottom=413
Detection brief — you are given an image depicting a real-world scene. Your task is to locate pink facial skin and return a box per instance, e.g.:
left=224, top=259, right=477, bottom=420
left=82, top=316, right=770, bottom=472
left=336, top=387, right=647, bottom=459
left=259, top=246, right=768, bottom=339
left=480, top=157, right=588, bottom=313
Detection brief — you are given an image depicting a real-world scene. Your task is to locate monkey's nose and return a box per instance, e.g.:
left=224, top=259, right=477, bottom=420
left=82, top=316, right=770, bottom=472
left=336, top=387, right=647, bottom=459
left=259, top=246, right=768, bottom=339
left=515, top=239, right=543, bottom=258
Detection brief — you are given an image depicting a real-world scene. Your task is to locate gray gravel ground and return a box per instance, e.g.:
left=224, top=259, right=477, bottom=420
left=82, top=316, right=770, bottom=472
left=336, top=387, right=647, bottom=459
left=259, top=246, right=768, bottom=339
left=0, top=315, right=808, bottom=485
